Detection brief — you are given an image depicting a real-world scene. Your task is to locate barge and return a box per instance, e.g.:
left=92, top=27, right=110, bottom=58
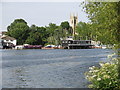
left=62, top=40, right=99, bottom=49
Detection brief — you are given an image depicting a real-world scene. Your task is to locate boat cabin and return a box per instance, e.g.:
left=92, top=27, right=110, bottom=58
left=62, top=40, right=94, bottom=49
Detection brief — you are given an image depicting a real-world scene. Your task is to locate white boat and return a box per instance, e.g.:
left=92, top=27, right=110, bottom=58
left=101, top=45, right=107, bottom=49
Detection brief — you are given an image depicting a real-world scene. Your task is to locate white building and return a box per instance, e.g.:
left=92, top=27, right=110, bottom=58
left=1, top=35, right=17, bottom=47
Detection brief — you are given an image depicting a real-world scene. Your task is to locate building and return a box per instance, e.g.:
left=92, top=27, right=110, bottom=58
left=70, top=13, right=78, bottom=37
left=1, top=35, right=17, bottom=49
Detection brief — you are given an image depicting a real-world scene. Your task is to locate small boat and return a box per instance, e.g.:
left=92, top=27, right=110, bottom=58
left=24, top=45, right=42, bottom=49
left=101, top=45, right=107, bottom=49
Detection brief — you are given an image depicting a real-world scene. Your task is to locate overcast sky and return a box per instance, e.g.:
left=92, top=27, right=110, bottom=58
left=1, top=0, right=89, bottom=31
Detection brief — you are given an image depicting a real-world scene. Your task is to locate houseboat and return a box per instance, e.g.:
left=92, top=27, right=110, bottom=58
left=62, top=40, right=98, bottom=49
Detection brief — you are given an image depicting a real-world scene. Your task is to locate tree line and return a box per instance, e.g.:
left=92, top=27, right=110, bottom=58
left=7, top=19, right=72, bottom=46
left=7, top=18, right=116, bottom=47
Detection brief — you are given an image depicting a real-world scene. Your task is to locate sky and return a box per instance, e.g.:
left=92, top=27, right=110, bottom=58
left=0, top=0, right=89, bottom=31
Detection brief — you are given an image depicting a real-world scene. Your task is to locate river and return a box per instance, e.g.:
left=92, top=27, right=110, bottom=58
left=1, top=49, right=113, bottom=88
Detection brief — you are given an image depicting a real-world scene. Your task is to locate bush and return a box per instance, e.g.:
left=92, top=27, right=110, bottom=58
left=85, top=53, right=120, bottom=89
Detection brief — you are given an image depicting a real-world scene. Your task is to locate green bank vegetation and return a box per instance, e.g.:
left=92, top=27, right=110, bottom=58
left=82, top=2, right=120, bottom=89
left=7, top=20, right=72, bottom=45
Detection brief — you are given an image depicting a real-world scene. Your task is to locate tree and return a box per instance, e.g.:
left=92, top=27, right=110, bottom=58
left=37, top=26, right=49, bottom=45
left=83, top=1, right=120, bottom=87
left=83, top=2, right=119, bottom=45
left=75, top=22, right=92, bottom=40
left=53, top=26, right=66, bottom=45
left=29, top=24, right=37, bottom=31
left=60, top=21, right=72, bottom=36
left=45, top=23, right=59, bottom=45
left=46, top=23, right=58, bottom=35
left=25, top=32, right=42, bottom=45
left=45, top=23, right=70, bottom=45
left=60, top=21, right=70, bottom=30
left=7, top=19, right=30, bottom=45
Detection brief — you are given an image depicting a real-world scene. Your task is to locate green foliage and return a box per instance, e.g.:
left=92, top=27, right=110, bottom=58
left=85, top=53, right=120, bottom=89
left=26, top=25, right=49, bottom=45
left=83, top=2, right=119, bottom=45
left=60, top=21, right=70, bottom=30
left=7, top=19, right=30, bottom=45
left=83, top=2, right=120, bottom=89
left=46, top=23, right=59, bottom=35
left=45, top=23, right=71, bottom=45
left=60, top=21, right=72, bottom=36
left=7, top=17, right=74, bottom=46
left=29, top=24, right=37, bottom=31
left=37, top=27, right=49, bottom=44
left=7, top=19, right=72, bottom=46
left=53, top=26, right=68, bottom=45
left=75, top=22, right=92, bottom=40
left=45, top=23, right=59, bottom=45
left=25, top=32, right=42, bottom=45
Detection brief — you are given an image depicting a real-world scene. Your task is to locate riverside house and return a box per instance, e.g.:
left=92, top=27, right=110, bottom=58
left=1, top=35, right=17, bottom=49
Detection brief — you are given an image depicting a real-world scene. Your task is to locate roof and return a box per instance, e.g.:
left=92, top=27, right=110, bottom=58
left=0, top=31, right=7, bottom=35
left=1, top=35, right=16, bottom=40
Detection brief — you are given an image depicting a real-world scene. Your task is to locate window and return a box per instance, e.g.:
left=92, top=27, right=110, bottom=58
left=86, top=41, right=89, bottom=44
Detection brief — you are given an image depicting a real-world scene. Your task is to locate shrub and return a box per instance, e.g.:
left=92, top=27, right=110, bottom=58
left=85, top=53, right=120, bottom=89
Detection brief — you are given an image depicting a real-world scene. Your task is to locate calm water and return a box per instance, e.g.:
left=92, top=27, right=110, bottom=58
left=1, top=49, right=113, bottom=88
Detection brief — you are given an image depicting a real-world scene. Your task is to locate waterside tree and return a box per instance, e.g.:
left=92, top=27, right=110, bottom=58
left=82, top=1, right=120, bottom=89
left=7, top=19, right=30, bottom=45
left=83, top=2, right=119, bottom=45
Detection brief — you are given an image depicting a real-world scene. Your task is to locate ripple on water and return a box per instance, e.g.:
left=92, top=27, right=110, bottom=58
left=2, top=49, right=113, bottom=88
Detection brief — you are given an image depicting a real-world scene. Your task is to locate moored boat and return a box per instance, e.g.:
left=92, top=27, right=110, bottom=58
left=24, top=45, right=42, bottom=49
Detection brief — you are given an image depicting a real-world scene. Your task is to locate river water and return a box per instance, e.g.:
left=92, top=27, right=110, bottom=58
left=1, top=49, right=113, bottom=88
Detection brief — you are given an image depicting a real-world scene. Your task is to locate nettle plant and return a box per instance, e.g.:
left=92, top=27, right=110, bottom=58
left=85, top=53, right=120, bottom=89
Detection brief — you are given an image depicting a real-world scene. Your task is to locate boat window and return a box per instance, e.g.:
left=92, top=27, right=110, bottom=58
left=86, top=41, right=89, bottom=43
